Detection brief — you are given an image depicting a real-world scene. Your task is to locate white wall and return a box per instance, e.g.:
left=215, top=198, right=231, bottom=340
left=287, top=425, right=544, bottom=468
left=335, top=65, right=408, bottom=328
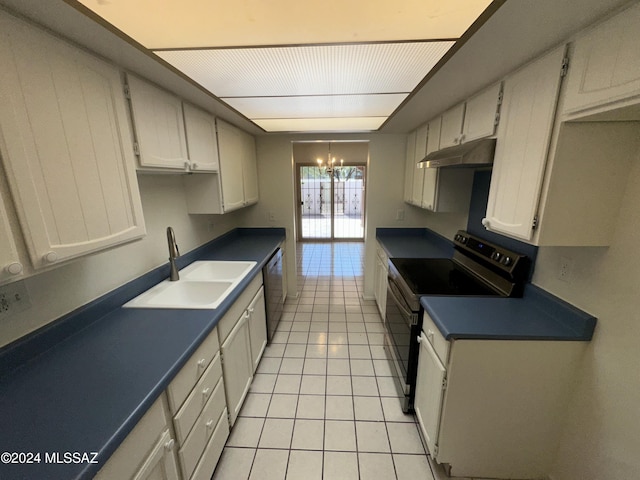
left=533, top=148, right=640, bottom=480
left=241, top=133, right=467, bottom=299
left=0, top=174, right=242, bottom=348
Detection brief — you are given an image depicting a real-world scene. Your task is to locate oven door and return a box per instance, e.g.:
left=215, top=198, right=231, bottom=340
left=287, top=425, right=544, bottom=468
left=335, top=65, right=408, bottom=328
left=384, top=276, right=419, bottom=412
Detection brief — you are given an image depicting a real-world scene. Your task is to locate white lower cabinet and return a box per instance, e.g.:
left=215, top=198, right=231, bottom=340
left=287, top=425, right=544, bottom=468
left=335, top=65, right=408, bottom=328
left=166, top=328, right=229, bottom=480
left=220, top=310, right=253, bottom=428
left=217, top=273, right=263, bottom=427
left=415, top=311, right=587, bottom=479
left=248, top=286, right=268, bottom=373
left=94, top=396, right=179, bottom=480
left=373, top=243, right=388, bottom=318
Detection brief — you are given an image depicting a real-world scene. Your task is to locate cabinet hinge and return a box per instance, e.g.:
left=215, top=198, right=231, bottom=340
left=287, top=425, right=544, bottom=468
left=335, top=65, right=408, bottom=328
left=123, top=84, right=131, bottom=99
left=532, top=215, right=539, bottom=230
left=497, top=89, right=504, bottom=106
left=560, top=57, right=569, bottom=77
left=133, top=142, right=140, bottom=156
left=442, top=377, right=448, bottom=390
left=494, top=111, right=500, bottom=127
left=433, top=445, right=439, bottom=457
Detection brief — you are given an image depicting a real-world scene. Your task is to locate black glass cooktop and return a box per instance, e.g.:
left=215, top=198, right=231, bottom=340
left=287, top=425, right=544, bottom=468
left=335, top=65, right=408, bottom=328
left=390, top=258, right=500, bottom=297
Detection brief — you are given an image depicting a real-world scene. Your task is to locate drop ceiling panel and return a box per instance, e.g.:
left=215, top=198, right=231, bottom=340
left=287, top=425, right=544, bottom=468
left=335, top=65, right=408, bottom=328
left=222, top=94, right=408, bottom=119
left=77, top=0, right=492, bottom=48
left=253, top=117, right=386, bottom=132
left=155, top=42, right=455, bottom=97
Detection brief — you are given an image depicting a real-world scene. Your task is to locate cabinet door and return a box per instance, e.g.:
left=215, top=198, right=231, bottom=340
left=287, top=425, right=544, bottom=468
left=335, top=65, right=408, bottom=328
left=421, top=118, right=441, bottom=211
left=127, top=75, right=189, bottom=170
left=0, top=13, right=145, bottom=269
left=439, top=103, right=465, bottom=149
left=216, top=120, right=246, bottom=212
left=183, top=103, right=219, bottom=172
left=403, top=131, right=417, bottom=203
left=242, top=131, right=259, bottom=206
left=411, top=124, right=428, bottom=206
left=484, top=46, right=565, bottom=241
left=0, top=194, right=22, bottom=282
left=414, top=332, right=447, bottom=457
left=462, top=82, right=501, bottom=143
left=562, top=2, right=640, bottom=115
left=133, top=430, right=180, bottom=480
left=248, top=286, right=267, bottom=373
left=220, top=312, right=253, bottom=427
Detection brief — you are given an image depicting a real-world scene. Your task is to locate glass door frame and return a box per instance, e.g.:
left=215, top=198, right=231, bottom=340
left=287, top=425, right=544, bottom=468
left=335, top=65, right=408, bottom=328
left=295, top=163, right=366, bottom=242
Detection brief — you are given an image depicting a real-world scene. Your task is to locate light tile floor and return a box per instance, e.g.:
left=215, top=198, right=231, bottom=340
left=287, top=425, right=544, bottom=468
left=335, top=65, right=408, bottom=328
left=212, top=243, right=471, bottom=480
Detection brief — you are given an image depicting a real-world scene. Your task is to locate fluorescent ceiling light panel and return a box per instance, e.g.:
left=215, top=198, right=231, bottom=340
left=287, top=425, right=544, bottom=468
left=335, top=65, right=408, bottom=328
left=75, top=0, right=493, bottom=132
left=253, top=117, right=387, bottom=133
left=155, top=42, right=455, bottom=97
left=222, top=94, right=409, bottom=119
left=77, top=0, right=492, bottom=48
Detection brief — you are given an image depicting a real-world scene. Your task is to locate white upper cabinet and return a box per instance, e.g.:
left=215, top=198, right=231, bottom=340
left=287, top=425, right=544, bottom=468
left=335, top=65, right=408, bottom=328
left=217, top=119, right=248, bottom=212
left=0, top=12, right=145, bottom=269
left=439, top=103, right=466, bottom=149
left=183, top=103, right=219, bottom=172
left=403, top=131, right=417, bottom=204
left=126, top=74, right=189, bottom=171
left=0, top=194, right=22, bottom=282
left=421, top=117, right=441, bottom=210
left=439, top=83, right=502, bottom=149
left=562, top=2, right=640, bottom=117
left=241, top=132, right=259, bottom=206
left=484, top=46, right=566, bottom=242
left=411, top=124, right=429, bottom=206
left=184, top=119, right=258, bottom=214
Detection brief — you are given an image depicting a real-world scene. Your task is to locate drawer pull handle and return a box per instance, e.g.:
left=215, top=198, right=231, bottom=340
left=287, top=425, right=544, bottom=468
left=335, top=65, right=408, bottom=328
left=427, top=329, right=435, bottom=341
left=197, top=358, right=207, bottom=369
left=202, top=387, right=211, bottom=398
left=205, top=419, right=214, bottom=430
left=164, top=439, right=175, bottom=451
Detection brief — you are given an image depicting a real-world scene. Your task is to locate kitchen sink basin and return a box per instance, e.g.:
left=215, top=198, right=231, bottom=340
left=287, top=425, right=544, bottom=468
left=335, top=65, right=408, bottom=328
left=124, top=280, right=235, bottom=309
left=181, top=260, right=256, bottom=282
left=124, top=261, right=256, bottom=309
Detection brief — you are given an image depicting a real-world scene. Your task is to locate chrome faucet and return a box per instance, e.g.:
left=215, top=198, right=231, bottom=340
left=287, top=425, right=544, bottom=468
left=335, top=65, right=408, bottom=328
left=167, top=227, right=180, bottom=281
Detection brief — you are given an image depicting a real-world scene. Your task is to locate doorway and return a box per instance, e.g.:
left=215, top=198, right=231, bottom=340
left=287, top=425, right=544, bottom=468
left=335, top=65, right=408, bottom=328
left=296, top=163, right=366, bottom=241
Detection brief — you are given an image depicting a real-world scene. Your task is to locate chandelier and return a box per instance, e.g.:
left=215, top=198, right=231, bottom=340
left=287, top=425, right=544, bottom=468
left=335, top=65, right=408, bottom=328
left=316, top=144, right=343, bottom=174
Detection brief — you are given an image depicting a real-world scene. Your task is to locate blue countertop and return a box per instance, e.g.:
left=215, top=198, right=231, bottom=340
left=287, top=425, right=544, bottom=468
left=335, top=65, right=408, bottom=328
left=0, top=228, right=285, bottom=480
left=376, top=227, right=596, bottom=342
left=376, top=227, right=454, bottom=258
left=421, top=285, right=596, bottom=341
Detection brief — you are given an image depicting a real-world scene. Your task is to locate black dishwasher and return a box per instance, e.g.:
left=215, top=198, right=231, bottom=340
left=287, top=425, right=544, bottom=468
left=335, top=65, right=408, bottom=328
left=263, top=248, right=284, bottom=342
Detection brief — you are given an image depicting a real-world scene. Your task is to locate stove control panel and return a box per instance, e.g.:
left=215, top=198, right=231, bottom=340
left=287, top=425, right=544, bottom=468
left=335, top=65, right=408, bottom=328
left=453, top=231, right=523, bottom=272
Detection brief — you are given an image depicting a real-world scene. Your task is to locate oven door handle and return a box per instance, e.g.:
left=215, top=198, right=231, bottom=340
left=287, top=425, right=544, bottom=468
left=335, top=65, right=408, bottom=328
left=387, top=278, right=417, bottom=325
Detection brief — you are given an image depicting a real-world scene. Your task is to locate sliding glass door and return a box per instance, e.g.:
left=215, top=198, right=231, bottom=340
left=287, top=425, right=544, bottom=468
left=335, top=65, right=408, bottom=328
left=297, top=164, right=366, bottom=241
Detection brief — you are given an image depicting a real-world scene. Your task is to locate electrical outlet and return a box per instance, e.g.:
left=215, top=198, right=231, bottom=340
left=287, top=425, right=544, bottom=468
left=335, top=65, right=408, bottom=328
left=396, top=209, right=405, bottom=221
left=0, top=280, right=32, bottom=320
left=557, top=256, right=574, bottom=282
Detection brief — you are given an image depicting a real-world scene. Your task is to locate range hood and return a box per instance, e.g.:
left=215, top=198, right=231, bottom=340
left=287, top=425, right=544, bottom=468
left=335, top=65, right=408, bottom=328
left=418, top=138, right=496, bottom=168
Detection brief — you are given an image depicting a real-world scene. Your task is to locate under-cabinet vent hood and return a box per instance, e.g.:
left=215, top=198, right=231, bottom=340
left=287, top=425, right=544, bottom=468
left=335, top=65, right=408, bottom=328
left=418, top=138, right=496, bottom=168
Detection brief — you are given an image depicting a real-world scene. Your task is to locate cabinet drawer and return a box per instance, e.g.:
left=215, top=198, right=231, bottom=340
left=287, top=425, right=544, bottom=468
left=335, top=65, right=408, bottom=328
left=173, top=352, right=223, bottom=444
left=178, top=377, right=227, bottom=480
left=189, top=409, right=230, bottom=480
left=422, top=311, right=449, bottom=365
left=167, top=329, right=220, bottom=413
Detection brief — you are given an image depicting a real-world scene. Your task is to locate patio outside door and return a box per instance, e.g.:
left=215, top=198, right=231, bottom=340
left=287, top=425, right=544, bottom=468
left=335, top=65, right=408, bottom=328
left=297, top=164, right=366, bottom=241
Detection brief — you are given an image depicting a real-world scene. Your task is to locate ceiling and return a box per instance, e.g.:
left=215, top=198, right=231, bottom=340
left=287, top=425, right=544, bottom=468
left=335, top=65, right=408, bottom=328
left=0, top=0, right=633, bottom=136
left=75, top=0, right=493, bottom=133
